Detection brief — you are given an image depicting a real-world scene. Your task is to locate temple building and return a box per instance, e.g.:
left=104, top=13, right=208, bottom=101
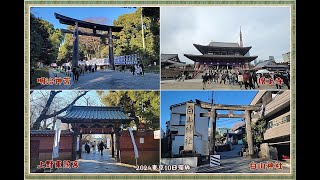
left=161, top=54, right=187, bottom=68
left=184, top=28, right=258, bottom=70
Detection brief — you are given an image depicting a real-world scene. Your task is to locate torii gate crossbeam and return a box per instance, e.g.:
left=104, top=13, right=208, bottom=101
left=55, top=13, right=123, bottom=70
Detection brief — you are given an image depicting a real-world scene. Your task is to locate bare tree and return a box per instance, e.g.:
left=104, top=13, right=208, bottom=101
left=32, top=91, right=88, bottom=129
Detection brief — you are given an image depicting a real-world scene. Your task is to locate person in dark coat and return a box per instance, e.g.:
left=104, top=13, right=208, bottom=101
left=252, top=72, right=259, bottom=88
left=140, top=63, right=144, bottom=76
left=282, top=72, right=290, bottom=89
left=202, top=73, right=208, bottom=90
left=243, top=71, right=250, bottom=89
left=98, top=141, right=105, bottom=155
left=85, top=142, right=90, bottom=154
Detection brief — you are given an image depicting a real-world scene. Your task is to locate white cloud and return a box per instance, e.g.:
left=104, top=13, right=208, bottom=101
left=160, top=6, right=290, bottom=63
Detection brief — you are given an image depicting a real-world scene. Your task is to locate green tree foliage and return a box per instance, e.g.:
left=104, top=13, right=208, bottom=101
left=98, top=91, right=160, bottom=130
left=78, top=19, right=106, bottom=59
left=30, top=13, right=62, bottom=66
left=243, top=118, right=267, bottom=146
left=57, top=34, right=73, bottom=65
left=215, top=131, right=223, bottom=144
left=113, top=7, right=160, bottom=66
left=100, top=46, right=109, bottom=58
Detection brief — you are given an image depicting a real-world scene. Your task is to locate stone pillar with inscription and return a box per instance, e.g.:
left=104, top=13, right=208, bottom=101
left=209, top=108, right=217, bottom=155
left=183, top=103, right=195, bottom=156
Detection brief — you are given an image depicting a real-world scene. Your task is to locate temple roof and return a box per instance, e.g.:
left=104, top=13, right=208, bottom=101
left=30, top=130, right=73, bottom=136
left=208, top=41, right=240, bottom=47
left=57, top=106, right=133, bottom=123
left=254, top=60, right=276, bottom=69
left=55, top=13, right=123, bottom=32
left=161, top=54, right=181, bottom=63
left=194, top=44, right=252, bottom=55
left=184, top=54, right=258, bottom=62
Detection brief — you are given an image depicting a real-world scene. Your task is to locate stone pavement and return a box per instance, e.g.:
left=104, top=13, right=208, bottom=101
left=36, top=68, right=160, bottom=90
left=161, top=145, right=290, bottom=173
left=70, top=70, right=159, bottom=90
left=161, top=157, right=290, bottom=174
left=195, top=157, right=290, bottom=173
left=161, top=79, right=289, bottom=90
left=54, top=151, right=138, bottom=173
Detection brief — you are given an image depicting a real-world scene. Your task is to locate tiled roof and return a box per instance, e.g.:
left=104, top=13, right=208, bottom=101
left=57, top=106, right=133, bottom=123
left=30, top=130, right=73, bottom=136
left=254, top=60, right=276, bottom=69
left=208, top=41, right=239, bottom=47
left=161, top=54, right=180, bottom=62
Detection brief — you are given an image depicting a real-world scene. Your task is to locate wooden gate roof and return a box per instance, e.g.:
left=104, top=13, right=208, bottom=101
left=57, top=106, right=133, bottom=124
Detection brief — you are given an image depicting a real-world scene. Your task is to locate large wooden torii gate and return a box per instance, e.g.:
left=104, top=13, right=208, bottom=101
left=186, top=100, right=262, bottom=158
left=55, top=13, right=123, bottom=70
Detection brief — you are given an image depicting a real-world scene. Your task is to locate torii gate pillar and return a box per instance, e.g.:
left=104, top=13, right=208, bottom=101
left=245, top=110, right=254, bottom=158
left=72, top=22, right=79, bottom=68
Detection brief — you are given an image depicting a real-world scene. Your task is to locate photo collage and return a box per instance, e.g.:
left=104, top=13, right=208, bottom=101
left=25, top=4, right=294, bottom=179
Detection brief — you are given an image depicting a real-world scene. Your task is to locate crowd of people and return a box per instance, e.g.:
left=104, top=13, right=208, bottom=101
left=61, top=63, right=98, bottom=82
left=201, top=68, right=290, bottom=90
left=84, top=140, right=107, bottom=156
left=131, top=63, right=144, bottom=76
left=58, top=63, right=145, bottom=82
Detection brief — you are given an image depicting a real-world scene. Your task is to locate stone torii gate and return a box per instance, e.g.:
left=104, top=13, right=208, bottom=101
left=194, top=99, right=262, bottom=158
left=55, top=13, right=123, bottom=70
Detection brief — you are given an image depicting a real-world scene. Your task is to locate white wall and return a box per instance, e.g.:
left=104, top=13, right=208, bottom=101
left=170, top=104, right=210, bottom=156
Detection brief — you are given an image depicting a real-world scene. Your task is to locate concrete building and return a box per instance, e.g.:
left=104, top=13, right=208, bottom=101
left=250, top=90, right=290, bottom=160
left=282, top=52, right=290, bottom=63
left=166, top=100, right=210, bottom=157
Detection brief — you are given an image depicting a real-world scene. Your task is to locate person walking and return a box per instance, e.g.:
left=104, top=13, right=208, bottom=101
left=98, top=141, right=105, bottom=155
left=238, top=72, right=244, bottom=90
left=85, top=142, right=90, bottom=154
left=92, top=141, right=96, bottom=154
left=202, top=73, right=208, bottom=90
left=243, top=71, right=250, bottom=89
left=220, top=72, right=227, bottom=84
left=252, top=71, right=259, bottom=88
left=282, top=72, right=290, bottom=89
left=248, top=73, right=254, bottom=89
left=140, top=63, right=144, bottom=76
left=74, top=66, right=80, bottom=82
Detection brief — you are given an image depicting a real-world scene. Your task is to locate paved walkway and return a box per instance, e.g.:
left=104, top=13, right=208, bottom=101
left=54, top=151, right=137, bottom=173
left=70, top=70, right=159, bottom=90
left=161, top=79, right=289, bottom=90
left=34, top=68, right=160, bottom=90
left=195, top=157, right=290, bottom=173
left=162, top=145, right=290, bottom=173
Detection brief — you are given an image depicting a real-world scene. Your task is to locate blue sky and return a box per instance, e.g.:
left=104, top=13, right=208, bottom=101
left=161, top=91, right=258, bottom=130
left=30, top=7, right=137, bottom=29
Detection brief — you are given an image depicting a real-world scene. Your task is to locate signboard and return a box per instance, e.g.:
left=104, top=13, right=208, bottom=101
left=140, top=138, right=144, bottom=144
left=76, top=136, right=80, bottom=151
left=106, top=138, right=111, bottom=148
left=184, top=103, right=195, bottom=151
left=210, top=155, right=221, bottom=167
left=154, top=130, right=160, bottom=139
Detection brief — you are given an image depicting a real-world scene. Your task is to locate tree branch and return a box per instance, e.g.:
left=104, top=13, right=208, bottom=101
left=42, top=91, right=88, bottom=119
